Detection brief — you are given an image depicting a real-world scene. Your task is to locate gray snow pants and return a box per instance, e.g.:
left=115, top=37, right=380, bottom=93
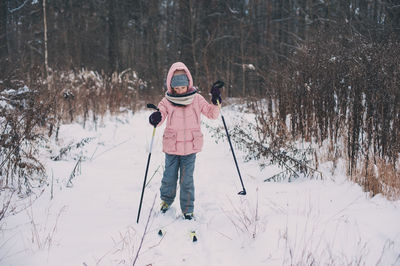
left=160, top=153, right=196, bottom=213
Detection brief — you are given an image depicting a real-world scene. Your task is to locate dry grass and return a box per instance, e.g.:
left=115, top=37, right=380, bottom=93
left=223, top=189, right=262, bottom=240
left=352, top=158, right=400, bottom=200
left=26, top=203, right=67, bottom=251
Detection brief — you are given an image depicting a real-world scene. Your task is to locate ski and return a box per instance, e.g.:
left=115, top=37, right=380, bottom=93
left=157, top=229, right=198, bottom=242
left=190, top=230, right=198, bottom=242
left=155, top=210, right=199, bottom=242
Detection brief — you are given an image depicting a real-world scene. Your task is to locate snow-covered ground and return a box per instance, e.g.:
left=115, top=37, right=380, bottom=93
left=1, top=107, right=400, bottom=266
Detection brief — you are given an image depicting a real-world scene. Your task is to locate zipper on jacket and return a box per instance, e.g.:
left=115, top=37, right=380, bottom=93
left=193, top=96, right=199, bottom=125
left=169, top=109, right=174, bottom=127
left=183, top=107, right=186, bottom=154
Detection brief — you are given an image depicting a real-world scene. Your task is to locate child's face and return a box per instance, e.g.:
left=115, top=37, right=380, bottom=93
left=173, top=86, right=188, bottom=95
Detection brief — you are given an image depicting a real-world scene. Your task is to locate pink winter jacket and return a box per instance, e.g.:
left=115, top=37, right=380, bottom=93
left=157, top=62, right=220, bottom=155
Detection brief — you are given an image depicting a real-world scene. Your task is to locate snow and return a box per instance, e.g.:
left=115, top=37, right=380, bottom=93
left=1, top=86, right=31, bottom=97
left=1, top=107, right=400, bottom=266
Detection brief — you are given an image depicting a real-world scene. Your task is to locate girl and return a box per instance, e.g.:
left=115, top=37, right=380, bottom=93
left=149, top=62, right=222, bottom=219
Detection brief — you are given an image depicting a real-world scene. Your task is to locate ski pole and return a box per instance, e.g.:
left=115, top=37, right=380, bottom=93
left=217, top=99, right=247, bottom=195
left=137, top=103, right=159, bottom=223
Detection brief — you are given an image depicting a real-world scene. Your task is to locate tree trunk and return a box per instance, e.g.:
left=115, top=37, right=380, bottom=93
left=108, top=0, right=118, bottom=73
left=0, top=0, right=8, bottom=61
left=43, top=0, right=50, bottom=87
left=240, top=21, right=246, bottom=96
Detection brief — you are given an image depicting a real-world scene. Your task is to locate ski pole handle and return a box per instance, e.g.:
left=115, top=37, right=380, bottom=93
left=147, top=103, right=159, bottom=111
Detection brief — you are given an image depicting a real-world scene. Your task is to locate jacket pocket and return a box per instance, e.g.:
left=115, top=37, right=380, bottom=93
left=163, top=130, right=177, bottom=152
left=192, top=130, right=203, bottom=150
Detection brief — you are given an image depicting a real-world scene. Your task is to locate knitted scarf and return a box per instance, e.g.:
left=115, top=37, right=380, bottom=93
left=165, top=88, right=197, bottom=106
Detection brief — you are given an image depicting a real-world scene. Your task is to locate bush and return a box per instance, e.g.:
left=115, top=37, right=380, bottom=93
left=0, top=68, right=148, bottom=202
left=251, top=28, right=400, bottom=198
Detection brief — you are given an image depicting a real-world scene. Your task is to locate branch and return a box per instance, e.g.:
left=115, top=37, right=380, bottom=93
left=0, top=191, right=15, bottom=221
left=132, top=194, right=156, bottom=266
left=8, top=0, right=30, bottom=13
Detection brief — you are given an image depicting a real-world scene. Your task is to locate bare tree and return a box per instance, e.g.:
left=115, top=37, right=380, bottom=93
left=0, top=0, right=8, bottom=62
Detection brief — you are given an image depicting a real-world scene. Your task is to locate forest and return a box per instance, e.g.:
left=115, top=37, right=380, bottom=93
left=1, top=0, right=399, bottom=201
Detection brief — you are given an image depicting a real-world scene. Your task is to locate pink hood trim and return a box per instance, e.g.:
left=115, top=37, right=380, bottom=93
left=166, top=62, right=194, bottom=93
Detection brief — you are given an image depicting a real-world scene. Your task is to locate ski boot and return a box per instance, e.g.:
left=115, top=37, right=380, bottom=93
left=183, top=212, right=194, bottom=220
left=160, top=201, right=169, bottom=213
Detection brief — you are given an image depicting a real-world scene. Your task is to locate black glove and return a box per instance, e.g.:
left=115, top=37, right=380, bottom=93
left=149, top=111, right=161, bottom=126
left=211, top=80, right=224, bottom=105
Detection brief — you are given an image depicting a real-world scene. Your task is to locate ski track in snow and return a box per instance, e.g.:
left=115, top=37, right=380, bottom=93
left=1, top=109, right=400, bottom=266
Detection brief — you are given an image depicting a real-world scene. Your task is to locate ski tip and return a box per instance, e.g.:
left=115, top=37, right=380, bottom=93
left=190, top=231, right=197, bottom=242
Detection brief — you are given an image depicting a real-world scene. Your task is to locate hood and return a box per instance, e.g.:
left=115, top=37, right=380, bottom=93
left=166, top=62, right=194, bottom=93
